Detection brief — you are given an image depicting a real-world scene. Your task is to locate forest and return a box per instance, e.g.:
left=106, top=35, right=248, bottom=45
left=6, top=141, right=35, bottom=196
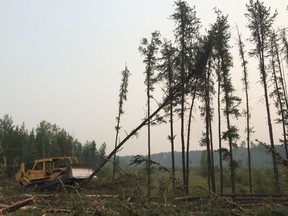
left=1, top=0, right=288, bottom=214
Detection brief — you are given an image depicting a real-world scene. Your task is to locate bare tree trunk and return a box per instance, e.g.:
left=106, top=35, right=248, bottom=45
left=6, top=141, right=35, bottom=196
left=209, top=116, right=216, bottom=192
left=274, top=36, right=288, bottom=159
left=186, top=89, right=196, bottom=194
left=206, top=64, right=216, bottom=193
left=112, top=113, right=121, bottom=180
left=180, top=35, right=187, bottom=195
left=217, top=63, right=223, bottom=195
left=204, top=71, right=212, bottom=192
left=271, top=51, right=288, bottom=159
left=224, top=98, right=236, bottom=194
left=261, top=56, right=281, bottom=193
left=147, top=75, right=152, bottom=198
left=169, top=100, right=176, bottom=189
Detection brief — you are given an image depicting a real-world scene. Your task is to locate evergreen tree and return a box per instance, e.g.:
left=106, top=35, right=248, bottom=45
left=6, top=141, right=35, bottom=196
left=81, top=140, right=98, bottom=169
left=171, top=0, right=200, bottom=194
left=203, top=38, right=216, bottom=192
left=35, top=121, right=53, bottom=158
left=112, top=65, right=131, bottom=180
left=0, top=115, right=17, bottom=176
left=212, top=10, right=241, bottom=194
left=269, top=31, right=288, bottom=158
left=158, top=40, right=177, bottom=188
left=245, top=0, right=281, bottom=193
left=0, top=143, right=6, bottom=177
left=236, top=26, right=253, bottom=193
left=139, top=30, right=162, bottom=198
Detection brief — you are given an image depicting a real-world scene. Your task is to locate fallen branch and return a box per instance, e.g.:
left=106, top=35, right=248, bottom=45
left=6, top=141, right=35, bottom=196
left=0, top=197, right=34, bottom=214
left=85, top=194, right=119, bottom=198
left=44, top=208, right=71, bottom=213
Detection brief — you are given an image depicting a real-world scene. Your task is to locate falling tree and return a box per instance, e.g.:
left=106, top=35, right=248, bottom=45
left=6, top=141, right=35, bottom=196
left=85, top=24, right=213, bottom=186
left=139, top=30, right=162, bottom=198
left=245, top=0, right=281, bottom=193
left=112, top=65, right=131, bottom=180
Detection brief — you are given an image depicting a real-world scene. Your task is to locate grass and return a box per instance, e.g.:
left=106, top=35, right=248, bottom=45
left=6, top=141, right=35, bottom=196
left=1, top=167, right=288, bottom=215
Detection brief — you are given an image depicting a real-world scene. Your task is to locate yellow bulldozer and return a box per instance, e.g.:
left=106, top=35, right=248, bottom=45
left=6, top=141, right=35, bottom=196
left=15, top=156, right=94, bottom=192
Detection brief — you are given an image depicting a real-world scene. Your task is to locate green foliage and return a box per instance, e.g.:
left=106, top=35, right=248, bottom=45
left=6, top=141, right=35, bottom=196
left=139, top=30, right=162, bottom=92
left=0, top=114, right=107, bottom=177
left=114, top=65, right=131, bottom=133
left=245, top=0, right=277, bottom=58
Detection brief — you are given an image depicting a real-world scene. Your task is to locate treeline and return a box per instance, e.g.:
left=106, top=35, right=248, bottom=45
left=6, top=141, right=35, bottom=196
left=119, top=145, right=287, bottom=169
left=0, top=114, right=106, bottom=177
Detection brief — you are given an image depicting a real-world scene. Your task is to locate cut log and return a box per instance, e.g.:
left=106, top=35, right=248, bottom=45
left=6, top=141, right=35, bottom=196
left=0, top=197, right=34, bottom=214
left=85, top=194, right=118, bottom=198
left=44, top=208, right=71, bottom=213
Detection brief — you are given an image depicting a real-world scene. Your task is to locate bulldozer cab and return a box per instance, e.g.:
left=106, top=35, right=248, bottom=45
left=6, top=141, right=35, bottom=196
left=29, top=161, right=46, bottom=180
left=31, top=157, right=78, bottom=176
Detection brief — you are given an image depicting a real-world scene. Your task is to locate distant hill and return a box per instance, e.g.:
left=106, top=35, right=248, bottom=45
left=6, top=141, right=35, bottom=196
left=119, top=145, right=286, bottom=168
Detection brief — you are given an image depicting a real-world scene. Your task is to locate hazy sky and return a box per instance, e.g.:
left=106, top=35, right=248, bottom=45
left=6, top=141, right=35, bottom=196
left=0, top=0, right=287, bottom=156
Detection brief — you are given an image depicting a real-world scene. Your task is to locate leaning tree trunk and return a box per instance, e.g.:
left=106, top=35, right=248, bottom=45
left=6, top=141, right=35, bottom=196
left=236, top=27, right=253, bottom=193
left=274, top=35, right=288, bottom=159
left=186, top=89, right=196, bottom=193
left=271, top=50, right=288, bottom=159
left=206, top=62, right=216, bottom=193
left=260, top=56, right=281, bottom=193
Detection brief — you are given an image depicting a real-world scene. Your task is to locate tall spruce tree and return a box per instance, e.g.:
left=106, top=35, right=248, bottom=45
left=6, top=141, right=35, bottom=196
left=245, top=0, right=281, bottom=193
left=269, top=31, right=288, bottom=158
left=236, top=26, right=253, bottom=193
left=139, top=30, right=161, bottom=198
left=212, top=10, right=241, bottom=194
left=112, top=65, right=131, bottom=180
left=171, top=0, right=200, bottom=194
left=205, top=46, right=216, bottom=193
left=197, top=34, right=216, bottom=192
left=211, top=13, right=225, bottom=195
left=158, top=40, right=177, bottom=188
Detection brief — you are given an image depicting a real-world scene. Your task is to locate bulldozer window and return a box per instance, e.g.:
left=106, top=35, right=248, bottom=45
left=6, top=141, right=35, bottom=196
left=34, top=162, right=43, bottom=171
left=46, top=161, right=54, bottom=170
left=55, top=158, right=70, bottom=168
